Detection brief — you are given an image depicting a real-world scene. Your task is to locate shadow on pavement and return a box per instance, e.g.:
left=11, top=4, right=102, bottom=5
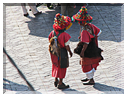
left=3, top=78, right=30, bottom=91
left=3, top=78, right=42, bottom=94
left=25, top=6, right=82, bottom=42
left=93, top=83, right=124, bottom=94
left=61, top=88, right=86, bottom=94
left=25, top=5, right=123, bottom=42
left=26, top=7, right=61, bottom=38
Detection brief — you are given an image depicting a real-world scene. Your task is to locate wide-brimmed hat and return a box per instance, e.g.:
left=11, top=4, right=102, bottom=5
left=53, top=13, right=72, bottom=31
left=72, top=6, right=93, bottom=25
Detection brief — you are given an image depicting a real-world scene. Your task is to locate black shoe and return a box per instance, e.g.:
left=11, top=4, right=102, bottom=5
left=48, top=5, right=53, bottom=9
left=83, top=82, right=95, bottom=85
left=54, top=81, right=58, bottom=87
left=81, top=78, right=89, bottom=82
left=34, top=11, right=42, bottom=16
left=24, top=13, right=29, bottom=17
left=83, top=79, right=95, bottom=85
left=57, top=83, right=69, bottom=89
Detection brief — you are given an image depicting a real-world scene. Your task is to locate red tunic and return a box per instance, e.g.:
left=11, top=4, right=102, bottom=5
left=48, top=30, right=71, bottom=78
left=81, top=23, right=101, bottom=73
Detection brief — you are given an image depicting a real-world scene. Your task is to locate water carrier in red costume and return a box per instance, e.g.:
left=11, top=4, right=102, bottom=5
left=72, top=6, right=104, bottom=85
left=48, top=13, right=73, bottom=89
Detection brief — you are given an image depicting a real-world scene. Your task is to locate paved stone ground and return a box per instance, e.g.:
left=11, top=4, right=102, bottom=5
left=3, top=3, right=124, bottom=94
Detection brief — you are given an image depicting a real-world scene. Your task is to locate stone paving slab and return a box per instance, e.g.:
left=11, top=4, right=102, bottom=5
left=3, top=3, right=124, bottom=94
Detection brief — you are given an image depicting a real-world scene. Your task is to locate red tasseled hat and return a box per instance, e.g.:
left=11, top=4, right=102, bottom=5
left=72, top=6, right=93, bottom=25
left=53, top=13, right=72, bottom=30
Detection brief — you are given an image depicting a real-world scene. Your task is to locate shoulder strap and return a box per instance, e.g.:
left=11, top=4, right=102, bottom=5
left=53, top=30, right=62, bottom=38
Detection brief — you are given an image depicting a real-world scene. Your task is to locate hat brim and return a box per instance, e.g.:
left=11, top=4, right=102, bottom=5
left=72, top=15, right=93, bottom=24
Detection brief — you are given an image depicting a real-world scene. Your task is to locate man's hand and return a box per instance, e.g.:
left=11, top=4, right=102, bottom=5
left=80, top=50, right=84, bottom=58
left=69, top=51, right=73, bottom=58
left=78, top=36, right=81, bottom=40
left=65, top=45, right=73, bottom=58
left=80, top=43, right=88, bottom=58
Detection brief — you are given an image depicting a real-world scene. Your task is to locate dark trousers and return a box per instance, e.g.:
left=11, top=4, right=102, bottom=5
left=61, top=3, right=74, bottom=17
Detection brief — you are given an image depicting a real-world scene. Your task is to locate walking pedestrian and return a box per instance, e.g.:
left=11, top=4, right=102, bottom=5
left=61, top=3, right=75, bottom=17
left=48, top=13, right=73, bottom=89
left=72, top=6, right=103, bottom=85
left=21, top=3, right=42, bottom=17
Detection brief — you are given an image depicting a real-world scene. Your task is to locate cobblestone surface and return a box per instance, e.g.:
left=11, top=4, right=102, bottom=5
left=3, top=3, right=124, bottom=94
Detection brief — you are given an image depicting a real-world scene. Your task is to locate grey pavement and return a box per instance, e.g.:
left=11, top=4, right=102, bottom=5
left=3, top=3, right=124, bottom=94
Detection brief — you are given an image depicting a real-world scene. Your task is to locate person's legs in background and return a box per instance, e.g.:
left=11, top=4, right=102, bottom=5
left=21, top=3, right=28, bottom=16
left=61, top=3, right=67, bottom=16
left=68, top=3, right=74, bottom=17
left=28, top=3, right=42, bottom=16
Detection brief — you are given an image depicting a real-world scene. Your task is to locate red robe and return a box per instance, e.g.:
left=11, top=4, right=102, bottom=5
left=48, top=30, right=71, bottom=78
left=81, top=23, right=101, bottom=73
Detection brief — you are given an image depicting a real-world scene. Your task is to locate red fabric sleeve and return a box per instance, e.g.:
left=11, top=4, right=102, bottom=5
left=81, top=30, right=91, bottom=43
left=48, top=30, right=54, bottom=41
left=92, top=24, right=100, bottom=36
